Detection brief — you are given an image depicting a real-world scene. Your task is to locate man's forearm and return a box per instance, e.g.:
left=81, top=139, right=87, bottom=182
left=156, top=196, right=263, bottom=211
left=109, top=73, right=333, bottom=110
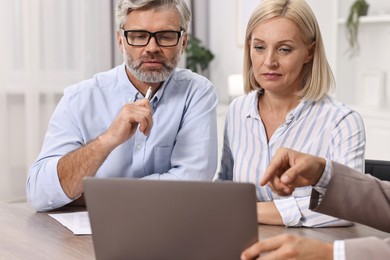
left=57, top=134, right=115, bottom=199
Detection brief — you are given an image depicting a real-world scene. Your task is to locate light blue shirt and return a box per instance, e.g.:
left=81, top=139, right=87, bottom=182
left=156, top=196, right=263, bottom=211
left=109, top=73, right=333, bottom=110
left=218, top=91, right=365, bottom=227
left=27, top=64, right=218, bottom=211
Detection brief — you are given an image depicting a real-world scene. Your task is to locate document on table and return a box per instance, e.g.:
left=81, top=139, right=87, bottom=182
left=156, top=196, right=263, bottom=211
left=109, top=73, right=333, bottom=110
left=49, top=211, right=92, bottom=235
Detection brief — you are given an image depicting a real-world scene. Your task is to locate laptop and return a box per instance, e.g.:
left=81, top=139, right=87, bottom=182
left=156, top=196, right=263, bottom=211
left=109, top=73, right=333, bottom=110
left=84, top=178, right=258, bottom=260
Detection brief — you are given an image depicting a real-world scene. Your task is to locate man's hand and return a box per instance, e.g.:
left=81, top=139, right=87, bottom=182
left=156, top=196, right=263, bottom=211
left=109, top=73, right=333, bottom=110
left=241, top=234, right=333, bottom=260
left=260, top=148, right=326, bottom=196
left=100, top=98, right=153, bottom=149
left=58, top=98, right=153, bottom=199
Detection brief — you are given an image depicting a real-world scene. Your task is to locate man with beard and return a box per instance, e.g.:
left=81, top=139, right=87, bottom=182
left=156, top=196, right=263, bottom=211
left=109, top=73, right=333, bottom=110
left=27, top=0, right=218, bottom=212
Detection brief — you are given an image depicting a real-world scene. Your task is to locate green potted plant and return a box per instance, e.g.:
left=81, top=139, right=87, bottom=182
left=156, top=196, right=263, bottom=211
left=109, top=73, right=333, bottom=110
left=185, top=34, right=214, bottom=75
left=346, top=0, right=369, bottom=56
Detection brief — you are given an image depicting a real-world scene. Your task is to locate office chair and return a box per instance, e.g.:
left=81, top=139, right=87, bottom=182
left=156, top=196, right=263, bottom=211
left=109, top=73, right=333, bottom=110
left=365, top=159, right=390, bottom=181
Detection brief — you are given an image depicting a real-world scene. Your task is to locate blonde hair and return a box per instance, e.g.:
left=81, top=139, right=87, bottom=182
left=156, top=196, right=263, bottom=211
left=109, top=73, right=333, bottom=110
left=243, top=0, right=334, bottom=101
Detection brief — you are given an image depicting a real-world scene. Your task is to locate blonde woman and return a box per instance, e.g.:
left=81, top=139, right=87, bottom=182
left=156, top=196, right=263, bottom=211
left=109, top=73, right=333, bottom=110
left=218, top=0, right=365, bottom=227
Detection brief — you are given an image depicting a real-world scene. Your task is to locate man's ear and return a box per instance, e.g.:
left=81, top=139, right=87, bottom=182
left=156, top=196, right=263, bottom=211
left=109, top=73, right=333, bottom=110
left=180, top=33, right=188, bottom=54
left=117, top=31, right=124, bottom=54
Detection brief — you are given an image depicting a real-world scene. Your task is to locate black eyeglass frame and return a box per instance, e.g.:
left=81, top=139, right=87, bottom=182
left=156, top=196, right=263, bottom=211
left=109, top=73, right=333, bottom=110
left=121, top=29, right=185, bottom=47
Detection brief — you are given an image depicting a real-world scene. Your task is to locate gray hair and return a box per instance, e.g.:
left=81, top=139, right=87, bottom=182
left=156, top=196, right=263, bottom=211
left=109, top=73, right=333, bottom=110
left=115, top=0, right=191, bottom=31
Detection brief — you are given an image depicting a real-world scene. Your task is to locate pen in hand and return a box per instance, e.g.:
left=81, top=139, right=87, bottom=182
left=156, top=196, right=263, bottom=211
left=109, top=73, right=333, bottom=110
left=144, top=86, right=153, bottom=101
left=139, top=86, right=153, bottom=134
left=126, top=86, right=153, bottom=135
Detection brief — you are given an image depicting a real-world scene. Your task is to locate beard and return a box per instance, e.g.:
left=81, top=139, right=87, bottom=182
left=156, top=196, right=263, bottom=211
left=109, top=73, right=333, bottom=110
left=124, top=51, right=180, bottom=83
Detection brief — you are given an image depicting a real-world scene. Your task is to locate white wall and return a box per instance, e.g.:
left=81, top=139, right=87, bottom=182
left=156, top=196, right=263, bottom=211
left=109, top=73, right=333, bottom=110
left=0, top=0, right=113, bottom=203
left=209, top=0, right=245, bottom=103
left=305, top=0, right=338, bottom=76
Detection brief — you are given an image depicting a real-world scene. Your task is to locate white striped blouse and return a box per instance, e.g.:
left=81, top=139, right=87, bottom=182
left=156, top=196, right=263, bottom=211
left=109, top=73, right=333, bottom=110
left=218, top=91, right=366, bottom=227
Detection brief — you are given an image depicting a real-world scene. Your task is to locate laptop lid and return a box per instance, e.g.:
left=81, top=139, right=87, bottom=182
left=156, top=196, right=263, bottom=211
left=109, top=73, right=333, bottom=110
left=84, top=178, right=258, bottom=260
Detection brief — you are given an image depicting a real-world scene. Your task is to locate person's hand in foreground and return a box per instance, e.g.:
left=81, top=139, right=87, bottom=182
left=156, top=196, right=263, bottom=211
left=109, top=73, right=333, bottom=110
left=260, top=148, right=326, bottom=196
left=241, top=234, right=333, bottom=260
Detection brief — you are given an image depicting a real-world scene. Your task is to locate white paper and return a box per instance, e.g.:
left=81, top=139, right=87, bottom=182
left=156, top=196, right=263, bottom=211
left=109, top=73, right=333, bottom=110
left=49, top=211, right=92, bottom=235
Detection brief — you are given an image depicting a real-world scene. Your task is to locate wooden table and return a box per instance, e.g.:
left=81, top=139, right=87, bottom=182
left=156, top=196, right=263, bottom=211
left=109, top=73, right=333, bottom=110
left=1, top=203, right=388, bottom=259
left=0, top=203, right=94, bottom=259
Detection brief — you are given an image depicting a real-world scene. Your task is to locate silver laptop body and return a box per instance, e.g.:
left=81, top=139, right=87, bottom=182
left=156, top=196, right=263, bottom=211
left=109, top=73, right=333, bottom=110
left=84, top=178, right=258, bottom=260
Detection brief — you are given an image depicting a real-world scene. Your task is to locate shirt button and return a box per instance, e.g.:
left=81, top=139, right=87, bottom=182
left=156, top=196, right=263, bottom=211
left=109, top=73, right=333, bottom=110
left=136, top=144, right=142, bottom=150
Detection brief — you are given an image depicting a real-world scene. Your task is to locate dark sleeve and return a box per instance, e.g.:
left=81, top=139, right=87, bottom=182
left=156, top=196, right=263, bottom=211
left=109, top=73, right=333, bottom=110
left=310, top=161, right=390, bottom=233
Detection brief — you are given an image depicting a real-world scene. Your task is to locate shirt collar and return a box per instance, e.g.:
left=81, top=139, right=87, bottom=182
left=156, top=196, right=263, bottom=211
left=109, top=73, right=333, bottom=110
left=120, top=63, right=175, bottom=107
left=246, top=90, right=312, bottom=123
left=246, top=90, right=262, bottom=119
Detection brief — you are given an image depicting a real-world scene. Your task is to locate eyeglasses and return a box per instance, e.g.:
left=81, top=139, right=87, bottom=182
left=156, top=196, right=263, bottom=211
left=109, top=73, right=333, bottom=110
left=121, top=29, right=184, bottom=47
